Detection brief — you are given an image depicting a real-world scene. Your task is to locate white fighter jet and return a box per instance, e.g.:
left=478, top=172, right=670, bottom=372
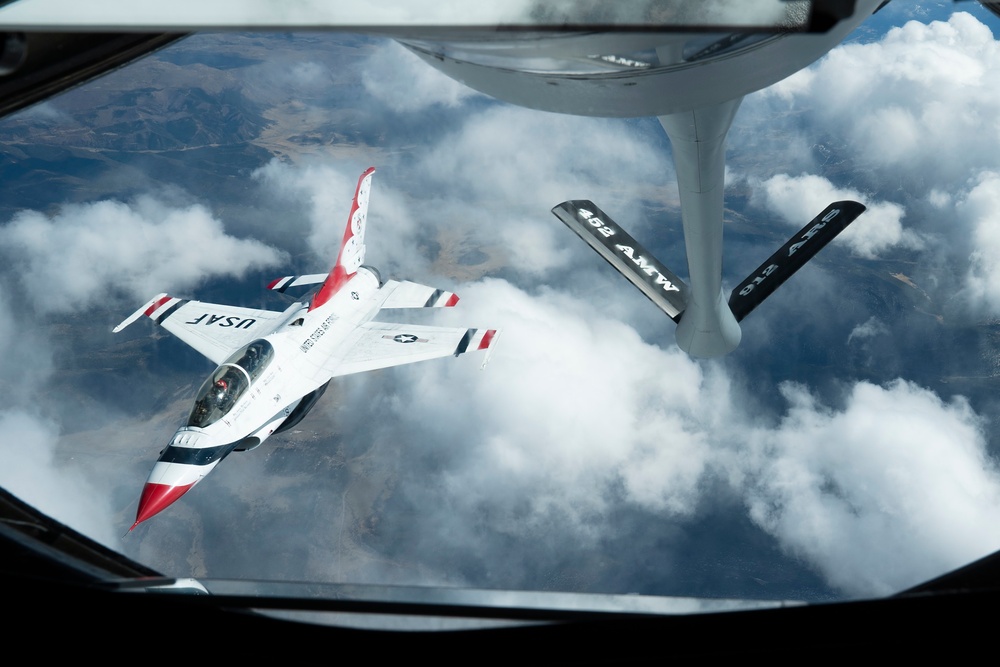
left=115, top=167, right=499, bottom=530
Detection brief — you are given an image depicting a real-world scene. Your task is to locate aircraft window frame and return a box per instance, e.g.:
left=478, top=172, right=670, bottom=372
left=187, top=340, right=273, bottom=427
left=230, top=339, right=274, bottom=382
left=5, top=1, right=1000, bottom=646
left=187, top=364, right=250, bottom=428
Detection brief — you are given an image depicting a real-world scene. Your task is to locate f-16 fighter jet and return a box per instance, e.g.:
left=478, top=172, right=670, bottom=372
left=115, top=167, right=499, bottom=529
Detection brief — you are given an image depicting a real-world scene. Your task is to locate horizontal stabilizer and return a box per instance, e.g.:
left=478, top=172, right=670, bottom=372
left=728, top=200, right=866, bottom=322
left=379, top=280, right=460, bottom=309
left=266, top=274, right=328, bottom=293
left=552, top=200, right=688, bottom=322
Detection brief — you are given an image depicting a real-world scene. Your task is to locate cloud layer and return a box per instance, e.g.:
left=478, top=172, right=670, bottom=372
left=960, top=172, right=1000, bottom=313
left=741, top=380, right=1000, bottom=597
left=752, top=173, right=921, bottom=258
left=0, top=409, right=119, bottom=547
left=3, top=8, right=1000, bottom=603
left=739, top=11, right=1000, bottom=315
left=362, top=41, right=482, bottom=113
left=767, top=12, right=1000, bottom=184
left=0, top=197, right=286, bottom=314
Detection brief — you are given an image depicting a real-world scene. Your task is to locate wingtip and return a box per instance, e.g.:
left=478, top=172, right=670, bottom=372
left=114, top=293, right=170, bottom=333
left=479, top=329, right=501, bottom=370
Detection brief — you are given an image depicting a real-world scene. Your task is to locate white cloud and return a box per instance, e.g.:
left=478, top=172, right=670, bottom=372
left=143, top=24, right=1000, bottom=596
left=0, top=410, right=119, bottom=548
left=497, top=218, right=573, bottom=275
left=14, top=101, right=68, bottom=124
left=7, top=19, right=1000, bottom=603
left=728, top=11, right=1000, bottom=317
left=741, top=380, right=1000, bottom=597
left=254, top=107, right=674, bottom=282
left=253, top=160, right=362, bottom=263
left=354, top=277, right=1000, bottom=596
left=382, top=279, right=723, bottom=536
left=252, top=160, right=424, bottom=276
left=287, top=61, right=329, bottom=87
left=927, top=189, right=951, bottom=208
left=761, top=12, right=1000, bottom=187
left=362, top=41, right=482, bottom=113
left=414, top=107, right=675, bottom=276
left=0, top=197, right=287, bottom=314
left=0, top=295, right=117, bottom=546
left=0, top=293, right=51, bottom=396
left=753, top=173, right=921, bottom=258
left=417, top=106, right=673, bottom=205
left=847, top=316, right=888, bottom=344
left=960, top=172, right=1000, bottom=314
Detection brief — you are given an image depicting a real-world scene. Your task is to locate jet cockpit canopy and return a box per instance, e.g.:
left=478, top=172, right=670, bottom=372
left=187, top=339, right=274, bottom=428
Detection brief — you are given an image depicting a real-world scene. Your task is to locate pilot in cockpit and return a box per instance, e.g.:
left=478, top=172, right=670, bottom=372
left=213, top=378, right=228, bottom=404
left=244, top=346, right=260, bottom=375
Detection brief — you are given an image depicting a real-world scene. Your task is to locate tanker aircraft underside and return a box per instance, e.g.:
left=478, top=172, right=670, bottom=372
left=397, top=0, right=884, bottom=355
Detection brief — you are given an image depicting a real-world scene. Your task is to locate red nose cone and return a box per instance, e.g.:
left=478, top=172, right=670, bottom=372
left=131, top=482, right=194, bottom=530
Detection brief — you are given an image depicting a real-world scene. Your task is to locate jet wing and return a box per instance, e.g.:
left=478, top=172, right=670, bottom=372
left=378, top=280, right=460, bottom=309
left=327, top=321, right=498, bottom=377
left=114, top=293, right=284, bottom=365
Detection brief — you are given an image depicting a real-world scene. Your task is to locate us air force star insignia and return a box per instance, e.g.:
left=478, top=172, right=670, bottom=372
left=393, top=334, right=418, bottom=343
left=351, top=291, right=360, bottom=300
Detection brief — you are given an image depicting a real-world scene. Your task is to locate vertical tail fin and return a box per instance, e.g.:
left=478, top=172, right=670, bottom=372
left=310, top=166, right=376, bottom=311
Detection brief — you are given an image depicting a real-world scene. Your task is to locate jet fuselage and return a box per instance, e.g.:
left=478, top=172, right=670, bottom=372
left=134, top=267, right=383, bottom=527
